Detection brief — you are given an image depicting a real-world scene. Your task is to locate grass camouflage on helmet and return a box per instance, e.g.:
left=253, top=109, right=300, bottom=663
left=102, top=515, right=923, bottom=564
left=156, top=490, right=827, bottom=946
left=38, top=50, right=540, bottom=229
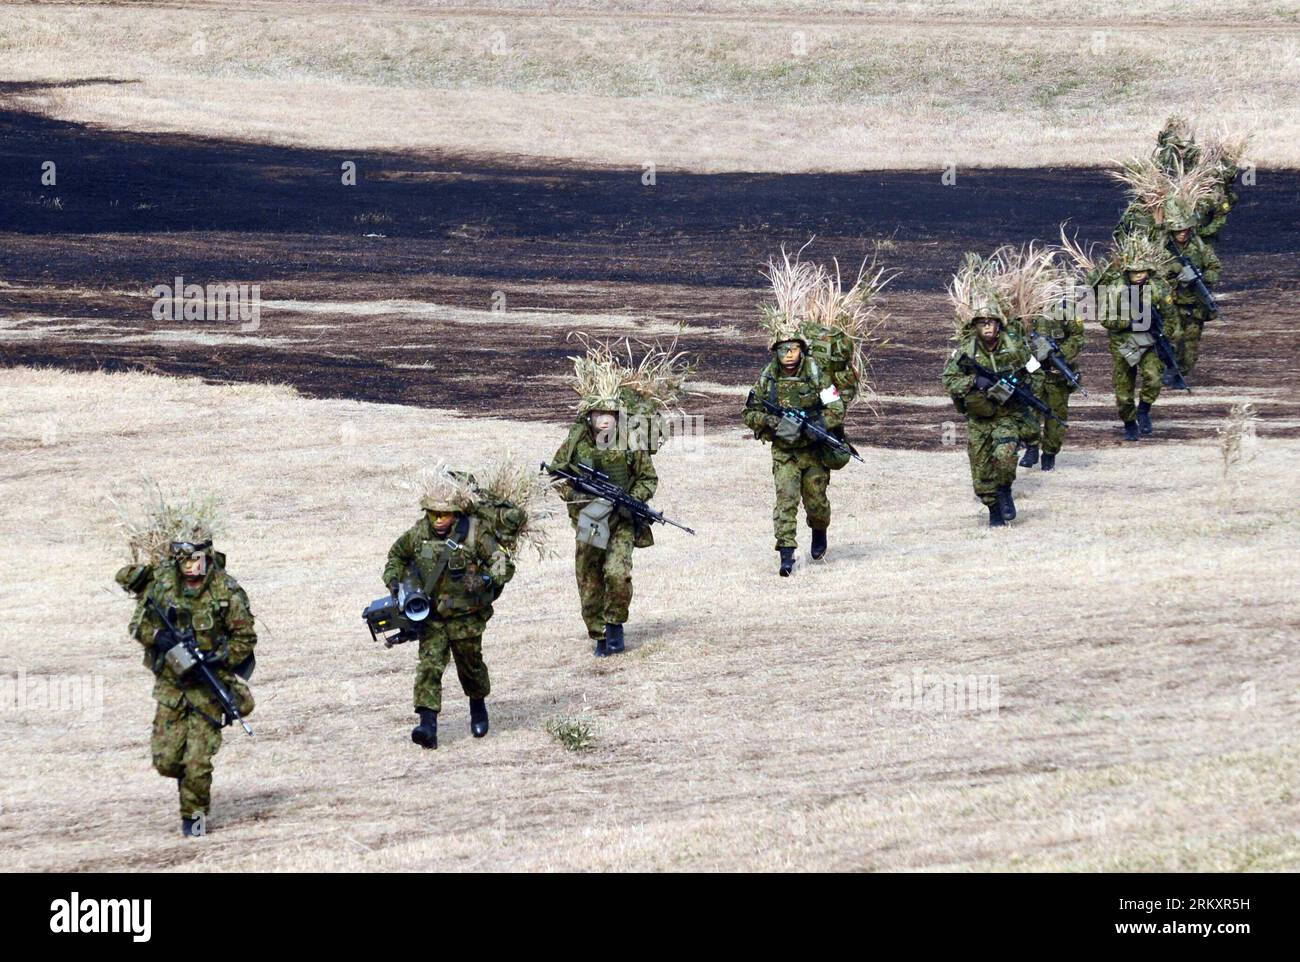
left=1109, top=154, right=1216, bottom=231
left=566, top=332, right=694, bottom=418
left=109, top=479, right=222, bottom=567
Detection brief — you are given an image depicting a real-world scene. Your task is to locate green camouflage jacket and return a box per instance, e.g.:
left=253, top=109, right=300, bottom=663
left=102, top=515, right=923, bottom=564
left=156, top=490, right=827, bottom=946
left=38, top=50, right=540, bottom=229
left=742, top=355, right=845, bottom=450
left=129, top=561, right=257, bottom=712
left=1026, top=301, right=1086, bottom=383
left=1166, top=233, right=1221, bottom=306
left=550, top=419, right=659, bottom=546
left=383, top=512, right=515, bottom=623
left=941, top=329, right=1033, bottom=420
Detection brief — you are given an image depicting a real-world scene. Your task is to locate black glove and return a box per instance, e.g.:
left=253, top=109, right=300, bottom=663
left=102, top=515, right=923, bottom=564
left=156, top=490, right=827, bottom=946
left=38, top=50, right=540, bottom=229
left=153, top=627, right=180, bottom=655
left=387, top=581, right=399, bottom=598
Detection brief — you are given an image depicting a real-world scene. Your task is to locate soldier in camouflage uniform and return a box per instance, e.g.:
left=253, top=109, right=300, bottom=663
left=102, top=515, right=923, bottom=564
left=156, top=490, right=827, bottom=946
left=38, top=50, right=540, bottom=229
left=742, top=331, right=845, bottom=575
left=1099, top=232, right=1179, bottom=441
left=1154, top=115, right=1202, bottom=173
left=119, top=533, right=256, bottom=837
left=941, top=296, right=1032, bottom=526
left=1162, top=200, right=1221, bottom=376
left=1197, top=177, right=1236, bottom=244
left=384, top=474, right=515, bottom=748
left=551, top=398, right=658, bottom=656
left=1018, top=289, right=1086, bottom=472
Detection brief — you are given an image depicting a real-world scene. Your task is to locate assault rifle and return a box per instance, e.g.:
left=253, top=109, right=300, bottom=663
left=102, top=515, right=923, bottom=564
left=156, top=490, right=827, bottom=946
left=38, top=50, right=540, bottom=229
left=957, top=356, right=1062, bottom=424
left=1166, top=239, right=1220, bottom=318
left=148, top=599, right=253, bottom=735
left=746, top=391, right=864, bottom=464
left=542, top=462, right=695, bottom=535
left=1148, top=302, right=1189, bottom=391
left=1030, top=332, right=1088, bottom=397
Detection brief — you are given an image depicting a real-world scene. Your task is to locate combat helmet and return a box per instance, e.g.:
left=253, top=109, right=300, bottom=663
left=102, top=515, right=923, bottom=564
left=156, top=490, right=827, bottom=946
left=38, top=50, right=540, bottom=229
left=1156, top=114, right=1194, bottom=150
left=1111, top=230, right=1172, bottom=277
left=416, top=467, right=476, bottom=514
left=1161, top=197, right=1198, bottom=232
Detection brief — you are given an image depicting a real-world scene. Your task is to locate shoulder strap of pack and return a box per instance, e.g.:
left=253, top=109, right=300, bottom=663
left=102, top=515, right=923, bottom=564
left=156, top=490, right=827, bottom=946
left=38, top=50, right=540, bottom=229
left=421, top=515, right=474, bottom=596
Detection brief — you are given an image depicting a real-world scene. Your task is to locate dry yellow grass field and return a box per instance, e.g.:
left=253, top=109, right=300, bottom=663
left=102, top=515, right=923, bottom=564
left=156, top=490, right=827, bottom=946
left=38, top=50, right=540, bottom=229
left=1, top=366, right=1296, bottom=871
left=3, top=1, right=1297, bottom=170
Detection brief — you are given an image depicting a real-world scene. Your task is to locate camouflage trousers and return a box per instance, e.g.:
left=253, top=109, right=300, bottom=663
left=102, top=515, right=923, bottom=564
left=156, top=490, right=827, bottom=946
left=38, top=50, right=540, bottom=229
left=966, top=415, right=1020, bottom=506
left=771, top=445, right=830, bottom=549
left=575, top=521, right=635, bottom=638
left=1175, top=305, right=1208, bottom=375
left=1023, top=377, right=1073, bottom=455
left=152, top=697, right=224, bottom=818
left=1110, top=342, right=1164, bottom=423
left=414, top=619, right=491, bottom=712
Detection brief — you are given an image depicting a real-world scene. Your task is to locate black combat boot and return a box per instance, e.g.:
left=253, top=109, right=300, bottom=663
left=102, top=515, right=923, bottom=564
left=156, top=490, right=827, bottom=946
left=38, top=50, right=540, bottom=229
left=593, top=634, right=608, bottom=657
left=988, top=502, right=1006, bottom=527
left=810, top=528, right=828, bottom=560
left=605, top=622, right=625, bottom=655
left=469, top=698, right=489, bottom=738
left=778, top=546, right=795, bottom=576
left=1019, top=444, right=1039, bottom=468
left=411, top=707, right=438, bottom=749
left=1040, top=452, right=1056, bottom=471
left=996, top=484, right=1016, bottom=522
left=181, top=816, right=204, bottom=837
left=1136, top=401, right=1153, bottom=436
left=1123, top=420, right=1140, bottom=442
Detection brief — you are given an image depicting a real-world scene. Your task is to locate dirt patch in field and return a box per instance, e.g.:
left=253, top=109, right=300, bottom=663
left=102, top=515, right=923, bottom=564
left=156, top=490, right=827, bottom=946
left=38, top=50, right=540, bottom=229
left=2, top=102, right=1297, bottom=448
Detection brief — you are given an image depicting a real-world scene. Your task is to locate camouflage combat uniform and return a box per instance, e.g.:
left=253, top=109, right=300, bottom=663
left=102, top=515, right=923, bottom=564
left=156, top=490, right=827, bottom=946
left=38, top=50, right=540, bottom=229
left=1198, top=183, right=1236, bottom=243
left=941, top=328, right=1032, bottom=507
left=550, top=419, right=658, bottom=641
left=1166, top=233, right=1221, bottom=375
left=384, top=512, right=514, bottom=712
left=1100, top=275, right=1178, bottom=423
left=123, top=558, right=256, bottom=821
left=1113, top=202, right=1157, bottom=242
left=742, top=354, right=845, bottom=549
left=1022, top=303, right=1086, bottom=456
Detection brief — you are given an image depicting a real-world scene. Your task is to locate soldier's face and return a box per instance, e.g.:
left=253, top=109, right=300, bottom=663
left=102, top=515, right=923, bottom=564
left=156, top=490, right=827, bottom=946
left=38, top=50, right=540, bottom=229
left=180, top=552, right=207, bottom=582
left=1173, top=228, right=1191, bottom=244
left=589, top=411, right=617, bottom=436
left=1128, top=270, right=1149, bottom=285
left=778, top=342, right=802, bottom=372
left=430, top=511, right=456, bottom=536
left=975, top=318, right=1000, bottom=344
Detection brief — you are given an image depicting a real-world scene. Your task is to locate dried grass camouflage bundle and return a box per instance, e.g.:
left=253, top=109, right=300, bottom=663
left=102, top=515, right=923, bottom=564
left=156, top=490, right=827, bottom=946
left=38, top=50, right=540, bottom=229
left=1158, top=114, right=1196, bottom=144
left=470, top=455, right=561, bottom=559
left=566, top=332, right=693, bottom=414
left=1056, top=223, right=1108, bottom=286
left=759, top=244, right=822, bottom=346
left=1202, top=129, right=1251, bottom=174
left=984, top=242, right=1064, bottom=324
left=401, top=463, right=478, bottom=513
left=400, top=459, right=557, bottom=558
left=1108, top=154, right=1216, bottom=225
left=1109, top=229, right=1176, bottom=275
left=947, top=251, right=1004, bottom=335
left=109, top=479, right=223, bottom=565
left=802, top=255, right=894, bottom=378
